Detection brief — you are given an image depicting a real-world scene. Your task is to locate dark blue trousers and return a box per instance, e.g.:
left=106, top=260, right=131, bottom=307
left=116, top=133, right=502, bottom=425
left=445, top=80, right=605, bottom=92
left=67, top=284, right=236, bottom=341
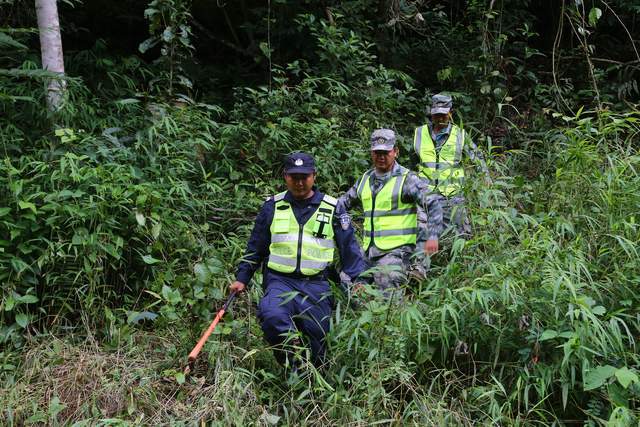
left=257, top=271, right=333, bottom=367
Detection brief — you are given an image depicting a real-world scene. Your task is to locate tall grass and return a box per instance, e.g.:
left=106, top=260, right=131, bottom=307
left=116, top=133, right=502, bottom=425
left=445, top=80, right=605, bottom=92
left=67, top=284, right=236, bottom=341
left=3, top=101, right=638, bottom=424
left=2, top=14, right=640, bottom=422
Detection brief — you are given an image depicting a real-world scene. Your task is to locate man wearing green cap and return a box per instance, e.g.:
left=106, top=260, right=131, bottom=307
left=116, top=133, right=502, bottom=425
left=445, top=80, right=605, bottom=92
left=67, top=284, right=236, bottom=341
left=413, top=93, right=490, bottom=238
left=338, top=129, right=444, bottom=295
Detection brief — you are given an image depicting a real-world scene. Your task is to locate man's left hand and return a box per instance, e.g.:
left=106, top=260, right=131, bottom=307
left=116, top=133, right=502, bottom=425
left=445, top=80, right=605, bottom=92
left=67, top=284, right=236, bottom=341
left=424, top=239, right=439, bottom=255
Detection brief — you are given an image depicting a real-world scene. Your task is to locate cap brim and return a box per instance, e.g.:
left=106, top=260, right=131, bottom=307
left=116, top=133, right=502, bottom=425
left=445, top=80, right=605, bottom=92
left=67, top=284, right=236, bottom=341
left=371, top=144, right=395, bottom=151
left=431, top=107, right=451, bottom=115
left=285, top=167, right=315, bottom=174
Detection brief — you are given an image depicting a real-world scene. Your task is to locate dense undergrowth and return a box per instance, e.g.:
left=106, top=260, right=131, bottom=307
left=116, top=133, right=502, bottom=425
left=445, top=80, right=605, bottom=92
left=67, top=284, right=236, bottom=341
left=3, top=106, right=638, bottom=425
left=2, top=1, right=640, bottom=425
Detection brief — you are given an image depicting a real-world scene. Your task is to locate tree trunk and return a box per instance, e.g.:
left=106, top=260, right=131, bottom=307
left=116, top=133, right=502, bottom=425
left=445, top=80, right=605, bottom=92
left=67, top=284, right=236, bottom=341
left=35, top=0, right=65, bottom=111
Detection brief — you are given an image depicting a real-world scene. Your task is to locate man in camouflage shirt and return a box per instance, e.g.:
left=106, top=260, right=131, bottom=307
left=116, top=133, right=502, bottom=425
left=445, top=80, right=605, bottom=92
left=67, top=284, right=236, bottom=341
left=338, top=129, right=444, bottom=295
left=413, top=94, right=491, bottom=238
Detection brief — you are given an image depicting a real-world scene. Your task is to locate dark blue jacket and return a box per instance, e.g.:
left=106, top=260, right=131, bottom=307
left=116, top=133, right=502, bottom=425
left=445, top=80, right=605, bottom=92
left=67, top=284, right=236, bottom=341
left=235, top=188, right=367, bottom=286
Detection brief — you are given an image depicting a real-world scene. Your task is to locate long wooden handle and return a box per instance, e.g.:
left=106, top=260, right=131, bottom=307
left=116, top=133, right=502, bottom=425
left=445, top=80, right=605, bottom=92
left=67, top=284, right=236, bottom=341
left=187, top=292, right=237, bottom=362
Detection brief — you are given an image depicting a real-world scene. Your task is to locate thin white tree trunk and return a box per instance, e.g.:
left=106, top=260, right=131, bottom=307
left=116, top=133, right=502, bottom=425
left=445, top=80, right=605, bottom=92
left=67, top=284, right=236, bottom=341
left=35, top=0, right=65, bottom=111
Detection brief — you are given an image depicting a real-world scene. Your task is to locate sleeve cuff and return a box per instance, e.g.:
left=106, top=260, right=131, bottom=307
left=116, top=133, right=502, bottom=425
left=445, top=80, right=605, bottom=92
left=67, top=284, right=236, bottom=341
left=236, top=271, right=252, bottom=286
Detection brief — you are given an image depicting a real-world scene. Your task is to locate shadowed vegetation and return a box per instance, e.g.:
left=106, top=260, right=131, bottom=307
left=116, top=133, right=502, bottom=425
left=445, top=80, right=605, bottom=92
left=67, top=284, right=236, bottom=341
left=1, top=0, right=639, bottom=424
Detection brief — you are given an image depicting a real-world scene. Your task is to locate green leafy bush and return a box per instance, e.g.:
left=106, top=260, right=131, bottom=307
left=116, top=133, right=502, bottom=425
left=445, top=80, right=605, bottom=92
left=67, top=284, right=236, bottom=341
left=2, top=2, right=640, bottom=424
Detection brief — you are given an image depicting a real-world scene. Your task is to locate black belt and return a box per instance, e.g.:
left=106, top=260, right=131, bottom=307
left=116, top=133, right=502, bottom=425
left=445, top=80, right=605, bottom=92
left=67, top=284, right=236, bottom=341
left=266, top=268, right=326, bottom=282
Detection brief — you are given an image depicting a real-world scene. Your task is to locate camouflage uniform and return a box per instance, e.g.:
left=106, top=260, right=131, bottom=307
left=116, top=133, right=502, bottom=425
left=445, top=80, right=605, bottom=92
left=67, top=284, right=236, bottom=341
left=414, top=93, right=491, bottom=243
left=338, top=161, right=444, bottom=293
left=418, top=121, right=489, bottom=238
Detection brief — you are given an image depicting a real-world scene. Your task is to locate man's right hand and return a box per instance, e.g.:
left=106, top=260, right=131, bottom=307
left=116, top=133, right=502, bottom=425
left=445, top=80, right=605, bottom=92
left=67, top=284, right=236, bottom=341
left=424, top=239, right=439, bottom=255
left=229, top=281, right=246, bottom=293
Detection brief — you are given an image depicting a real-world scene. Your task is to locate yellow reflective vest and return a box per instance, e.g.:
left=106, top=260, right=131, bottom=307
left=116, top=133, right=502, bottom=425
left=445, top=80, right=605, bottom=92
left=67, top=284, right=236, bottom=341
left=357, top=169, right=417, bottom=251
left=413, top=124, right=465, bottom=196
left=267, top=191, right=337, bottom=276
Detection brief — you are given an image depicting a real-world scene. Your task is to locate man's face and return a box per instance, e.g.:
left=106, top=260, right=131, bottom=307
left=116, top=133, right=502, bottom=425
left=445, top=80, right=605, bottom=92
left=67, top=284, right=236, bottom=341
left=284, top=173, right=316, bottom=199
left=432, top=113, right=451, bottom=128
left=371, top=147, right=398, bottom=173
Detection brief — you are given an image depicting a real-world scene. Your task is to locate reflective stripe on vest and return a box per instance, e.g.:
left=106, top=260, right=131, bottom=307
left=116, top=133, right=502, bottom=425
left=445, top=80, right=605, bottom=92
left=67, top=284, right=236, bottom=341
left=413, top=124, right=465, bottom=196
left=359, top=170, right=417, bottom=251
left=268, top=255, right=329, bottom=271
left=267, top=192, right=336, bottom=276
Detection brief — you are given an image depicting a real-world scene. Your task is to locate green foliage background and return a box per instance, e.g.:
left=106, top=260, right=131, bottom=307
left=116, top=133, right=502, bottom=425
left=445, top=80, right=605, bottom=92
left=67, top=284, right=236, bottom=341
left=1, top=0, right=639, bottom=424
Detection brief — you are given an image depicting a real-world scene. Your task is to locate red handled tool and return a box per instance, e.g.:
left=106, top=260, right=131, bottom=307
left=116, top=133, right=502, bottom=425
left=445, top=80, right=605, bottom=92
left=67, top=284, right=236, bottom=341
left=184, top=291, right=237, bottom=375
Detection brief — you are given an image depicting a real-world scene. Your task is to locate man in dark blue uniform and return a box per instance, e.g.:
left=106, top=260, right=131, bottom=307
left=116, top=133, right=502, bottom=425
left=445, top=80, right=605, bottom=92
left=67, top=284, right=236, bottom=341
left=229, top=153, right=367, bottom=369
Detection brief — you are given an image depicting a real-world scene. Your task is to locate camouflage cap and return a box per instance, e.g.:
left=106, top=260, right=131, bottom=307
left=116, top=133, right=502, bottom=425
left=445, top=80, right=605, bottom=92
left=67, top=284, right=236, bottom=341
left=370, top=128, right=396, bottom=151
left=430, top=93, right=453, bottom=115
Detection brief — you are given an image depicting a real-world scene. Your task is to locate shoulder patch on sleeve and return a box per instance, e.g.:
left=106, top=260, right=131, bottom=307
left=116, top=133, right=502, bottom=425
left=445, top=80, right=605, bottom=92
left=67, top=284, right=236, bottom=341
left=339, top=213, right=351, bottom=230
